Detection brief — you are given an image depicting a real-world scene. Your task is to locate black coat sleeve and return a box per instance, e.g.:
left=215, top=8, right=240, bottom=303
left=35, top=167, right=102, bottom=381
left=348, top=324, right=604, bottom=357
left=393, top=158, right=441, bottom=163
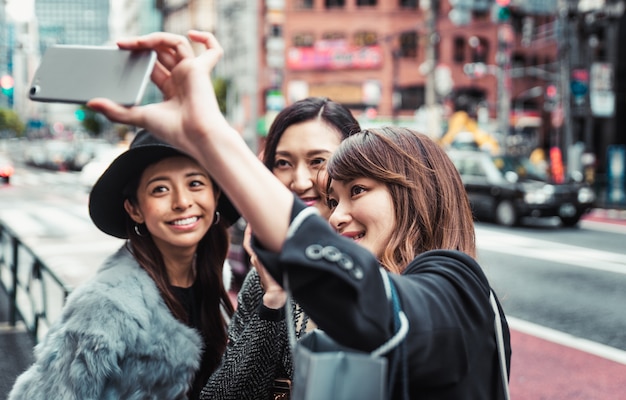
left=251, top=199, right=394, bottom=351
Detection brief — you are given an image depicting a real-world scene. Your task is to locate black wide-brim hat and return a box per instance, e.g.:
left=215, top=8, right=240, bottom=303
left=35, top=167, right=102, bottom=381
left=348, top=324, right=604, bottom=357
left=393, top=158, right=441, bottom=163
left=89, top=129, right=239, bottom=239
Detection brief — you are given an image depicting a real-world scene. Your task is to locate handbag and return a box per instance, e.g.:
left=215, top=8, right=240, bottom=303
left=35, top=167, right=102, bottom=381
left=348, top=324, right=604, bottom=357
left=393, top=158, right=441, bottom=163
left=285, top=268, right=409, bottom=400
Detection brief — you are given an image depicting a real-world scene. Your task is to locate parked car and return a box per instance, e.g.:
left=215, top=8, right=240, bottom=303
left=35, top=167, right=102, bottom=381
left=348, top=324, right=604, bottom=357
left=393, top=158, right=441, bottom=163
left=447, top=149, right=596, bottom=227
left=0, top=154, right=14, bottom=184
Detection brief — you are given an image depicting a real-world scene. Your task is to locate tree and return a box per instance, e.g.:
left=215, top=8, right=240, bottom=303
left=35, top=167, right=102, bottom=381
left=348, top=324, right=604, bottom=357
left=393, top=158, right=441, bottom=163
left=213, top=77, right=229, bottom=114
left=0, top=108, right=25, bottom=137
left=76, top=105, right=103, bottom=136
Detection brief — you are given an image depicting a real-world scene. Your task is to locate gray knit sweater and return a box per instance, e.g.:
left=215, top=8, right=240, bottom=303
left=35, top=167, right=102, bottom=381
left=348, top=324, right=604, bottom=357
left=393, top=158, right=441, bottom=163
left=200, top=269, right=309, bottom=399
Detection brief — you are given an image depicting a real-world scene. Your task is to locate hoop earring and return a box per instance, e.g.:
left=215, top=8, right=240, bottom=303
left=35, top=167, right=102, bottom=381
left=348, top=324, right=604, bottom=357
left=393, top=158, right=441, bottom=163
left=213, top=211, right=221, bottom=226
left=134, top=223, right=147, bottom=237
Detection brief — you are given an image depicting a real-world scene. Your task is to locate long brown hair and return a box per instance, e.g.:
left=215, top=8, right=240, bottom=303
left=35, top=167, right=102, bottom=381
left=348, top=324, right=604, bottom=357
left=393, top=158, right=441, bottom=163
left=123, top=168, right=234, bottom=398
left=327, top=127, right=476, bottom=273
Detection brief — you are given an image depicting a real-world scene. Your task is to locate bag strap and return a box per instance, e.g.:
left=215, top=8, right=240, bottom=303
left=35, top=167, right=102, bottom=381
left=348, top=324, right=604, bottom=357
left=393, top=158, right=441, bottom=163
left=490, top=291, right=510, bottom=400
left=371, top=268, right=409, bottom=357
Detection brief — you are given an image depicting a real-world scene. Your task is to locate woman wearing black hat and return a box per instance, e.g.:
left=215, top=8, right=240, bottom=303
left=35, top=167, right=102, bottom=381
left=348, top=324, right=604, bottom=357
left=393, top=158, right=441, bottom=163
left=8, top=130, right=239, bottom=400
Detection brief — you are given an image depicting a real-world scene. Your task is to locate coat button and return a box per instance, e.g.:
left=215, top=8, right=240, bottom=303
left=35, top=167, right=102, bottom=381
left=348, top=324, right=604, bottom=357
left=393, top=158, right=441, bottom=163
left=322, top=246, right=342, bottom=262
left=305, top=244, right=324, bottom=260
left=350, top=266, right=364, bottom=280
left=337, top=255, right=354, bottom=270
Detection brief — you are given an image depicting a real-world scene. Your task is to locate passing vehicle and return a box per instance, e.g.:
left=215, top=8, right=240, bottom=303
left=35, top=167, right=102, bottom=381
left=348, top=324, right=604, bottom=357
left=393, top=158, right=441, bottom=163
left=447, top=150, right=596, bottom=227
left=0, top=154, right=14, bottom=184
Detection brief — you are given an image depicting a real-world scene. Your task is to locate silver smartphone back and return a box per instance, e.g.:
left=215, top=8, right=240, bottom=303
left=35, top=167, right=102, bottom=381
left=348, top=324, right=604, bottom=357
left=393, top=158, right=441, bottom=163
left=29, top=45, right=157, bottom=106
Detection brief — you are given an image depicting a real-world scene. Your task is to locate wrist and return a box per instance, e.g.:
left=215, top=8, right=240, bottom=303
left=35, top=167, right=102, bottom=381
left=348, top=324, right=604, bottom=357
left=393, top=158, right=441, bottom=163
left=263, top=290, right=287, bottom=309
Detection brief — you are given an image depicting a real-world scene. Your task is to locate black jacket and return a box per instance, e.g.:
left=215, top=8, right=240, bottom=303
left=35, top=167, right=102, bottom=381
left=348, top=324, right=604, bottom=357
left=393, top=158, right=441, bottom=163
left=252, top=198, right=512, bottom=399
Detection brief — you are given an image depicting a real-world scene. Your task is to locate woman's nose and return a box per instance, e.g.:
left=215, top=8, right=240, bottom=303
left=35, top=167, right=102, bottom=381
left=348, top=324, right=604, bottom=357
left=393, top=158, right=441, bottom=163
left=172, top=190, right=192, bottom=210
left=328, top=202, right=350, bottom=231
left=290, top=165, right=313, bottom=192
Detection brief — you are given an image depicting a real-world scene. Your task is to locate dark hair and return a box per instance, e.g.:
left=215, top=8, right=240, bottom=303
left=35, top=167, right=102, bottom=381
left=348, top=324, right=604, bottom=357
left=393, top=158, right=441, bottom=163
left=327, top=127, right=476, bottom=273
left=123, top=158, right=234, bottom=398
left=262, top=97, right=361, bottom=169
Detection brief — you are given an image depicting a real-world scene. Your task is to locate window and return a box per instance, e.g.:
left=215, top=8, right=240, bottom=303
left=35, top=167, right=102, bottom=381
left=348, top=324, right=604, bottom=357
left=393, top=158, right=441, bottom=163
left=295, top=0, right=314, bottom=9
left=269, top=24, right=283, bottom=38
left=322, top=32, right=346, bottom=41
left=357, top=0, right=377, bottom=5
left=453, top=37, right=465, bottom=64
left=398, top=85, right=425, bottom=110
left=354, top=31, right=378, bottom=47
left=293, top=33, right=315, bottom=47
left=469, top=36, right=488, bottom=63
left=325, top=0, right=346, bottom=8
left=400, top=0, right=418, bottom=8
left=399, top=31, right=418, bottom=58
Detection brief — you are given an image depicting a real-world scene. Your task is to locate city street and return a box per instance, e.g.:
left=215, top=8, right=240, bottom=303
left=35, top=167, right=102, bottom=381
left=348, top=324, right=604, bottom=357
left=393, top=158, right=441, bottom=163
left=1, top=160, right=626, bottom=398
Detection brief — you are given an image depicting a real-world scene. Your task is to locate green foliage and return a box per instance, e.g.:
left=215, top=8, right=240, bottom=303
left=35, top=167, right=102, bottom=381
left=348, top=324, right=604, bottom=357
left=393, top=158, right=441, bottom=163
left=0, top=108, right=25, bottom=136
left=213, top=77, right=229, bottom=114
left=77, top=105, right=103, bottom=136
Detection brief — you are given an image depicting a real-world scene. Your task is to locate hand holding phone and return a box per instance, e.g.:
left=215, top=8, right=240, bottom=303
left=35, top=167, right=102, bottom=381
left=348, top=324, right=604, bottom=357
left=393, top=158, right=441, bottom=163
left=29, top=45, right=157, bottom=106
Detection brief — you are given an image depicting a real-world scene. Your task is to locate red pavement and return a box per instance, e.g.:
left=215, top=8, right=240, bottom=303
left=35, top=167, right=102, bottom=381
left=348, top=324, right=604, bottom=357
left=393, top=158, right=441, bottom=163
left=509, top=329, right=626, bottom=400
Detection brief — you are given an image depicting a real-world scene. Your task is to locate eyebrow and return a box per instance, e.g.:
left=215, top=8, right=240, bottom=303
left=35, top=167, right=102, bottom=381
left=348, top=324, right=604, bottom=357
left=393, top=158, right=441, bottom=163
left=145, top=171, right=207, bottom=186
left=275, top=149, right=334, bottom=158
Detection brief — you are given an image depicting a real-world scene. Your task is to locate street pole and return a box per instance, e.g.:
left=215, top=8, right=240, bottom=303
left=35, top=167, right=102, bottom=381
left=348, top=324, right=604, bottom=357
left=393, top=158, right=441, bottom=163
left=557, top=0, right=574, bottom=178
left=496, top=23, right=512, bottom=151
left=424, top=0, right=440, bottom=138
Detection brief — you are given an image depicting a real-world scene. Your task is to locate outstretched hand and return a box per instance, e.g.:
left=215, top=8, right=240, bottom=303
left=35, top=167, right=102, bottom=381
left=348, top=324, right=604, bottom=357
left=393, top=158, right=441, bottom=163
left=90, top=30, right=295, bottom=256
left=87, top=30, right=230, bottom=161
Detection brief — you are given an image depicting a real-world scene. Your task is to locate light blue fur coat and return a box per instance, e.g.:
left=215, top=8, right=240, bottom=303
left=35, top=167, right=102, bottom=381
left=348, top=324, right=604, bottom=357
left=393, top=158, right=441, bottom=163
left=8, top=246, right=203, bottom=400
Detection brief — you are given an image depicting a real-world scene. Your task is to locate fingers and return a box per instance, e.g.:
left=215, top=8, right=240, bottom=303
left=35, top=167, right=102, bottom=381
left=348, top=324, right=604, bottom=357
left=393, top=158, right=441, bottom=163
left=187, top=30, right=223, bottom=68
left=86, top=98, right=142, bottom=126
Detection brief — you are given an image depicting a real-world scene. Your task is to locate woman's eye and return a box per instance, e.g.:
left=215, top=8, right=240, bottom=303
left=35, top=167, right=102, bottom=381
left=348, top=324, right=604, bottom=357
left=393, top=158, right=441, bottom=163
left=310, top=158, right=326, bottom=167
left=327, top=198, right=338, bottom=209
left=151, top=185, right=168, bottom=194
left=274, top=159, right=290, bottom=168
left=351, top=186, right=366, bottom=196
left=189, top=180, right=204, bottom=188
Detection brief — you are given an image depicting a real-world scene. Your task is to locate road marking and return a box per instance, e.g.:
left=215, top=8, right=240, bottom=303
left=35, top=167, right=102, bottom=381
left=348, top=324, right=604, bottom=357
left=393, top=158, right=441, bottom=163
left=476, top=227, right=626, bottom=275
left=508, top=316, right=626, bottom=365
left=0, top=321, right=28, bottom=333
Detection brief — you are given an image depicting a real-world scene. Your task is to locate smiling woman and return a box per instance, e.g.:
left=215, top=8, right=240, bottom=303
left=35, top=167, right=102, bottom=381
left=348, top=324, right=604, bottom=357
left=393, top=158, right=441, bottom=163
left=8, top=130, right=239, bottom=399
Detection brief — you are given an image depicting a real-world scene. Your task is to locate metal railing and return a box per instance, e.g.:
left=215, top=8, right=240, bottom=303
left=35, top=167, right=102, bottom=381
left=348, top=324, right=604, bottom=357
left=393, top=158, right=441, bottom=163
left=0, top=221, right=71, bottom=343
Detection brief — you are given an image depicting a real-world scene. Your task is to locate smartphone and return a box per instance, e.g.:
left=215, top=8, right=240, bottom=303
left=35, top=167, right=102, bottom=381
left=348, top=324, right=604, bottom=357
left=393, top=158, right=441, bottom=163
left=29, top=45, right=157, bottom=106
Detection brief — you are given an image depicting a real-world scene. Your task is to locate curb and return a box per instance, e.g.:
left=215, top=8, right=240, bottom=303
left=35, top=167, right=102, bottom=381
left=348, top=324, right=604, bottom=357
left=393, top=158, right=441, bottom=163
left=584, top=208, right=626, bottom=223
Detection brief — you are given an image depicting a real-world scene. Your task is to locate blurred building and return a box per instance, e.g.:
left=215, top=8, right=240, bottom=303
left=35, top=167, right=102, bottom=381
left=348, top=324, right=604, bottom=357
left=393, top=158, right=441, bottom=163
left=209, top=0, right=559, bottom=153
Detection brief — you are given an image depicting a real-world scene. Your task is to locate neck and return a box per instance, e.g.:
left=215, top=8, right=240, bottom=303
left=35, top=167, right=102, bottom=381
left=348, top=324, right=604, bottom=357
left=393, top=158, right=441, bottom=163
left=163, top=250, right=197, bottom=288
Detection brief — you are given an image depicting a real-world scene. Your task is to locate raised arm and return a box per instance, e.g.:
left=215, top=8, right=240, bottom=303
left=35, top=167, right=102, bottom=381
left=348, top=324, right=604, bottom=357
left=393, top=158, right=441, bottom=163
left=88, top=31, right=292, bottom=253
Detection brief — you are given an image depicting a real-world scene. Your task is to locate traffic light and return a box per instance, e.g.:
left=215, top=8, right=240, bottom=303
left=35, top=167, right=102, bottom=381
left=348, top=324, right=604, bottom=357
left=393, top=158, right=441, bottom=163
left=492, top=0, right=511, bottom=22
left=0, top=75, right=14, bottom=97
left=75, top=109, right=86, bottom=121
left=544, top=84, right=558, bottom=111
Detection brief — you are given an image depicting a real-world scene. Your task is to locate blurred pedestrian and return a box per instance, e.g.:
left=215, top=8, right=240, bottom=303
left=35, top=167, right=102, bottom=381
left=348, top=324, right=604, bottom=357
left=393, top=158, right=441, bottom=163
left=8, top=129, right=238, bottom=399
